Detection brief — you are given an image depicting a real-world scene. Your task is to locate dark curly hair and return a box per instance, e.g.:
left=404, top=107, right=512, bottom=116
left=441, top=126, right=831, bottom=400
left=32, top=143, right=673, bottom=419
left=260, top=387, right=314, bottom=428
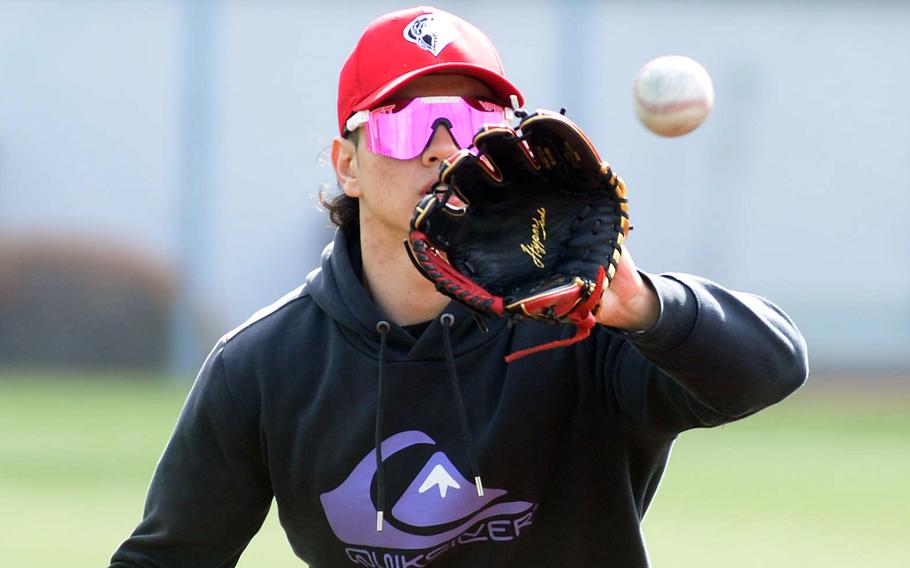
left=320, top=129, right=360, bottom=233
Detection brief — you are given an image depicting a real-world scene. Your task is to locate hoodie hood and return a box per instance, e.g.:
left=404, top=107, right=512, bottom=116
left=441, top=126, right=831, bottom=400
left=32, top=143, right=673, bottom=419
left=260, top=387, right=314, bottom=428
left=305, top=228, right=507, bottom=360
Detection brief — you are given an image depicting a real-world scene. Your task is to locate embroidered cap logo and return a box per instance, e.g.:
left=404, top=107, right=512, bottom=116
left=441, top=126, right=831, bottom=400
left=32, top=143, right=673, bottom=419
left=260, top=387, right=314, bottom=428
left=403, top=13, right=456, bottom=57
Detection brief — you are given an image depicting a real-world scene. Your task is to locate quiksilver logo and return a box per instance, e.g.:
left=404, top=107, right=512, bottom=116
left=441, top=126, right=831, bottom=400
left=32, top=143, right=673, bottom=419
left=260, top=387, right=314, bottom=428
left=320, top=431, right=537, bottom=565
left=403, top=14, right=456, bottom=57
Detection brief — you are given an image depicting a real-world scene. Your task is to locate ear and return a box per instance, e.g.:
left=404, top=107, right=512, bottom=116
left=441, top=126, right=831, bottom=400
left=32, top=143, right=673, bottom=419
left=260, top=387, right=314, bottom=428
left=332, top=136, right=361, bottom=198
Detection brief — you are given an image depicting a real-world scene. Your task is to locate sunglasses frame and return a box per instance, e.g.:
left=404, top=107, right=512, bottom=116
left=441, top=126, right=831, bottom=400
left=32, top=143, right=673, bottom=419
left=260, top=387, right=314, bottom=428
left=344, top=96, right=514, bottom=159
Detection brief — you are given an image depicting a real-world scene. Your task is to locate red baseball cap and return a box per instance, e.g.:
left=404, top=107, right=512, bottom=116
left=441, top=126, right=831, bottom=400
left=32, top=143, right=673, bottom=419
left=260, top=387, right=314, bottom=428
left=337, top=6, right=525, bottom=135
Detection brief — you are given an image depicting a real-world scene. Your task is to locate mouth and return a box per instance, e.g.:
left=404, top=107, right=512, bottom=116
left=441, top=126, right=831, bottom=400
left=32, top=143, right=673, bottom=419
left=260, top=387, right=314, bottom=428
left=420, top=180, right=437, bottom=196
left=419, top=180, right=466, bottom=209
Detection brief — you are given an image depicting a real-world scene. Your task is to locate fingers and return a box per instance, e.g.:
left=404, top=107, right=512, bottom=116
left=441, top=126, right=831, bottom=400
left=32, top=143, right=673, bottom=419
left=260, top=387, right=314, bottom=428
left=439, top=150, right=499, bottom=205
left=472, top=125, right=539, bottom=181
left=518, top=112, right=604, bottom=192
left=441, top=124, right=534, bottom=204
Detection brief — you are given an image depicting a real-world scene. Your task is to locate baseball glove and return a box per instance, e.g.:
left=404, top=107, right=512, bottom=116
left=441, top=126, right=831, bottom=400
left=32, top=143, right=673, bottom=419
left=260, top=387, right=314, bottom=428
left=405, top=110, right=630, bottom=362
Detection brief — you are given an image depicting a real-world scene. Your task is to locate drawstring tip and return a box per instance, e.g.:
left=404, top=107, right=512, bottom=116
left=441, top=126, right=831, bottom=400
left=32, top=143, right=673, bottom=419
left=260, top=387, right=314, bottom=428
left=376, top=511, right=384, bottom=532
left=475, top=476, right=484, bottom=497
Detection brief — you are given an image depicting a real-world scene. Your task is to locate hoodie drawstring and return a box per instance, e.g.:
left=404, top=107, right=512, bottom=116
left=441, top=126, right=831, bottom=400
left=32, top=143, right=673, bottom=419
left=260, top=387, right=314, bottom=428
left=372, top=315, right=483, bottom=533
left=440, top=314, right=484, bottom=498
left=374, top=320, right=390, bottom=532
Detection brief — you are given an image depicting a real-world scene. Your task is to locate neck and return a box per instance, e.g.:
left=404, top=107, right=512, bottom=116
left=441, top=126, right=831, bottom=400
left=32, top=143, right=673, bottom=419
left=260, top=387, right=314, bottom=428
left=358, top=222, right=450, bottom=326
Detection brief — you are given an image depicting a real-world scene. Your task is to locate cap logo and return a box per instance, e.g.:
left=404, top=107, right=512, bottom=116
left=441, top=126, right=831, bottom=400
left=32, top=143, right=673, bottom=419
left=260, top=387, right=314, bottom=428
left=403, top=13, right=456, bottom=57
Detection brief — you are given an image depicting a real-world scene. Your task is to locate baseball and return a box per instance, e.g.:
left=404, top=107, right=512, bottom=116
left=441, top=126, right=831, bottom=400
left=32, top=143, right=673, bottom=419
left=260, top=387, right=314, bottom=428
left=633, top=55, right=714, bottom=137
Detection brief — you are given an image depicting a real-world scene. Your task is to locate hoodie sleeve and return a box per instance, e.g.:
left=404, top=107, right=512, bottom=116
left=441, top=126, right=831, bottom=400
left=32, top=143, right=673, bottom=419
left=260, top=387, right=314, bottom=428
left=109, top=344, right=273, bottom=568
left=601, top=272, right=809, bottom=437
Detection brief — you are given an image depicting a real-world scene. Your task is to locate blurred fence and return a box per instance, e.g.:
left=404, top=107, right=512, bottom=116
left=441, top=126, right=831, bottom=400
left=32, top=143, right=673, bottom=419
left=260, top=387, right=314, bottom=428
left=1, top=0, right=908, bottom=375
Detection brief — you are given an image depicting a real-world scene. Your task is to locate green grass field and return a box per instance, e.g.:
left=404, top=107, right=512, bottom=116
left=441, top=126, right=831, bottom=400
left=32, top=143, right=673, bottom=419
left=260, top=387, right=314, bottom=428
left=1, top=371, right=908, bottom=567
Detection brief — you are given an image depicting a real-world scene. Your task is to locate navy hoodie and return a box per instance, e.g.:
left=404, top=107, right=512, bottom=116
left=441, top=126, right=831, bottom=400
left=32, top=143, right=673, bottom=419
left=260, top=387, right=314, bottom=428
left=110, top=228, right=808, bottom=567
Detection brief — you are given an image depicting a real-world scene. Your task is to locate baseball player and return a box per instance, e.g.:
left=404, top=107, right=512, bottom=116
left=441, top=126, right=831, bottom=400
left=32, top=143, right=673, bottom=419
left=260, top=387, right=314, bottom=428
left=110, top=6, right=808, bottom=567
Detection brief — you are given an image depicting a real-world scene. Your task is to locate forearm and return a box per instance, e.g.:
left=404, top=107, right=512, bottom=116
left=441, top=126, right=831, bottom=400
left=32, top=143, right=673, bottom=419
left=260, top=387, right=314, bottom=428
left=619, top=272, right=809, bottom=417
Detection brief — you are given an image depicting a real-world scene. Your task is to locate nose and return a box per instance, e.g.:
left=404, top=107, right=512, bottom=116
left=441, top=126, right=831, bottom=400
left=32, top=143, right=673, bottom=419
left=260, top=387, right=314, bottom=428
left=421, top=125, right=460, bottom=166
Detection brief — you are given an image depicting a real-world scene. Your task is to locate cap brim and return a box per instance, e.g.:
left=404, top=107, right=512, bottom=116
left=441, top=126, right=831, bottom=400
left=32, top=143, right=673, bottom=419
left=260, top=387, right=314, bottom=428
left=352, top=63, right=525, bottom=114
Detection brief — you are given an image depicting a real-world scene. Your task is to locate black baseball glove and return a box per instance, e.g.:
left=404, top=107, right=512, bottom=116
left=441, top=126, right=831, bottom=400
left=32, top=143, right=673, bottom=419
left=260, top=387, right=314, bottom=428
left=406, top=110, right=630, bottom=362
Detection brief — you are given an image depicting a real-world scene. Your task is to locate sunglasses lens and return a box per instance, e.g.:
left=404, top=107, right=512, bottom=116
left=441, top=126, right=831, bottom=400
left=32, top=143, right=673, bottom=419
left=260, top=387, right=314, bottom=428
left=365, top=97, right=506, bottom=160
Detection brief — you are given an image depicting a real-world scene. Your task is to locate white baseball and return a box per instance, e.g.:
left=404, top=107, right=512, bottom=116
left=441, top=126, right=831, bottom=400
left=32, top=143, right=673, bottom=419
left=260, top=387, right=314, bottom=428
left=633, top=55, right=714, bottom=137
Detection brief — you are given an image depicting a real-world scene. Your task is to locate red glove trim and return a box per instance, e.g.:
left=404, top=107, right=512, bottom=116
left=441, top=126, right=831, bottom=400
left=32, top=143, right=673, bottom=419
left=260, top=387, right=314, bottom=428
left=407, top=232, right=505, bottom=316
left=504, top=266, right=606, bottom=363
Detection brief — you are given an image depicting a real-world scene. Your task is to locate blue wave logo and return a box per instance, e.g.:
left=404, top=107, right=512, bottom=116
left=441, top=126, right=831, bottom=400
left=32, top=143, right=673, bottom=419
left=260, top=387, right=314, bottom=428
left=320, top=430, right=536, bottom=556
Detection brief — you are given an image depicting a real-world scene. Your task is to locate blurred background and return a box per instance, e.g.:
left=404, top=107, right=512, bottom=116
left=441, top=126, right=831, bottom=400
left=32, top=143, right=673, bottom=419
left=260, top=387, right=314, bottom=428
left=1, top=0, right=907, bottom=566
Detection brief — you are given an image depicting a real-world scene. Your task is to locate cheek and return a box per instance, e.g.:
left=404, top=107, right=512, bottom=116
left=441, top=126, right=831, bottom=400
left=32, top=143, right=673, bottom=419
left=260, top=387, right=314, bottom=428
left=364, top=159, right=417, bottom=199
left=365, top=165, right=398, bottom=203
